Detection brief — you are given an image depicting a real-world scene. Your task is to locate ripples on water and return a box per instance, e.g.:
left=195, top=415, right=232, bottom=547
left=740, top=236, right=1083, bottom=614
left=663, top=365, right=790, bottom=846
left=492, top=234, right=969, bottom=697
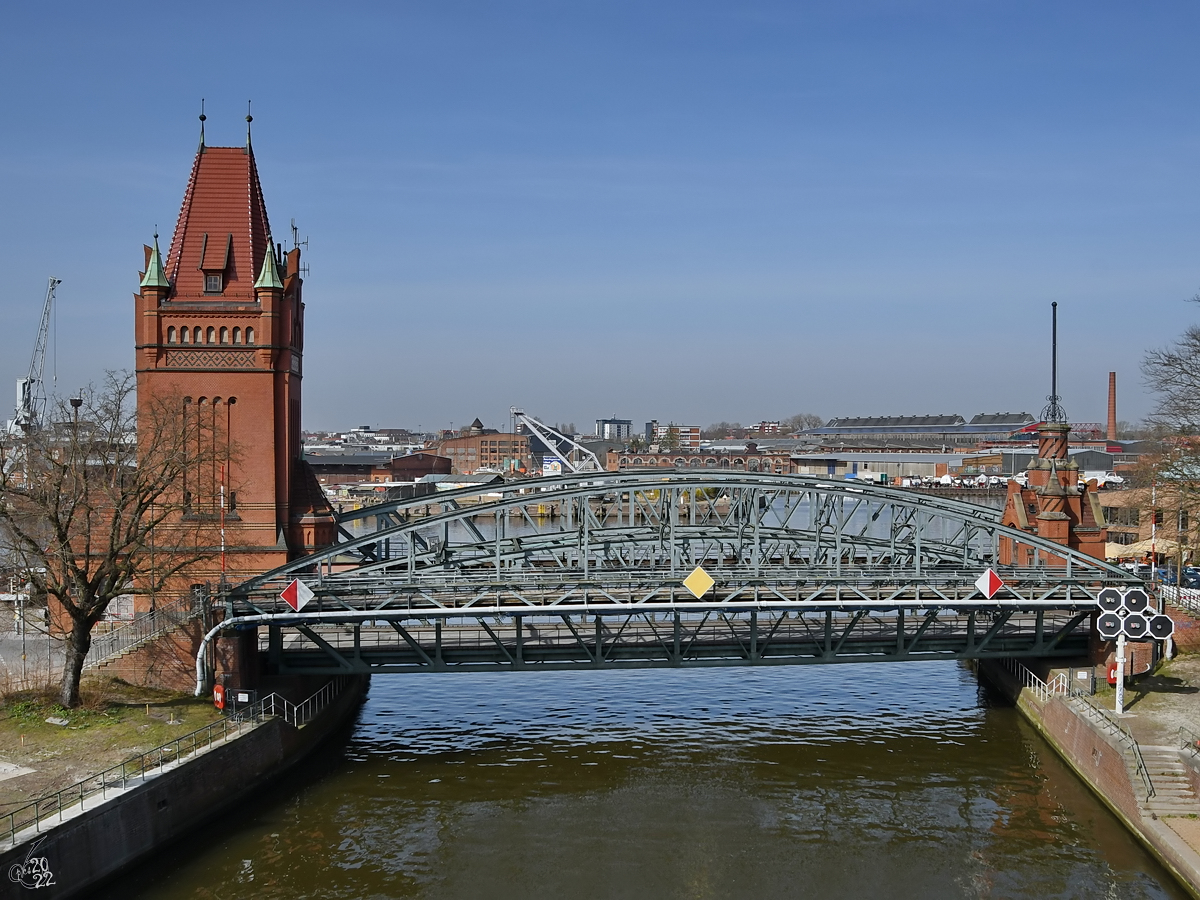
left=107, top=662, right=1186, bottom=900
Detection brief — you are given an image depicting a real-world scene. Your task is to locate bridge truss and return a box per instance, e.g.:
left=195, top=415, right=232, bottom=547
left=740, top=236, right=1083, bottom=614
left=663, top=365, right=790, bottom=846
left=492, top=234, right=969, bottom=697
left=202, top=472, right=1139, bottom=686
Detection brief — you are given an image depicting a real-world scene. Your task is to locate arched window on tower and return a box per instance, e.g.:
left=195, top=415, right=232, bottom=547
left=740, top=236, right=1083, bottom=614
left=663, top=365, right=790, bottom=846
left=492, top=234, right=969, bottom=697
left=180, top=327, right=190, bottom=344
left=193, top=327, right=202, bottom=344
left=245, top=327, right=255, bottom=345
left=219, top=327, right=229, bottom=344
left=232, top=327, right=241, bottom=344
left=225, top=397, right=237, bottom=513
left=167, top=326, right=176, bottom=344
left=206, top=327, right=215, bottom=344
left=182, top=397, right=194, bottom=512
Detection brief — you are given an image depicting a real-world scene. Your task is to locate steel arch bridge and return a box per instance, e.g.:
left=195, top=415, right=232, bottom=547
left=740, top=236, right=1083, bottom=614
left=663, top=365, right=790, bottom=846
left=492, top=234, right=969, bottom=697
left=200, top=471, right=1140, bottom=686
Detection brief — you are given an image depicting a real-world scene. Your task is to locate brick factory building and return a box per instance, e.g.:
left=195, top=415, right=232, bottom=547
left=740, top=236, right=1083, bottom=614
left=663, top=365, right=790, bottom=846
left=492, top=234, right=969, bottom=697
left=432, top=418, right=531, bottom=475
left=607, top=443, right=795, bottom=473
left=306, top=451, right=451, bottom=486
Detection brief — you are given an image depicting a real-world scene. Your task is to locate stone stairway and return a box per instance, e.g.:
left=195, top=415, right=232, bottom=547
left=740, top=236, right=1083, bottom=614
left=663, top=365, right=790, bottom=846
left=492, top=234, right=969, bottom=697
left=1140, top=745, right=1199, bottom=817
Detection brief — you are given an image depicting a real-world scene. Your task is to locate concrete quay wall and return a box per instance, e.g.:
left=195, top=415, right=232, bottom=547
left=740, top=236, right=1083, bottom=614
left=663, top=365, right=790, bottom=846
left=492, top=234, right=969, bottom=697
left=0, top=675, right=368, bottom=900
left=979, top=660, right=1200, bottom=899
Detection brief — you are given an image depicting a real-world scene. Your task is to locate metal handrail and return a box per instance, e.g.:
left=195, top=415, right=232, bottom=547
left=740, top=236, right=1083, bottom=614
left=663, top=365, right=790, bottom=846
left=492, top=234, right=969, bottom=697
left=1161, top=585, right=1200, bottom=618
left=1068, top=688, right=1156, bottom=800
left=1180, top=725, right=1200, bottom=759
left=999, top=657, right=1069, bottom=704
left=999, top=657, right=1156, bottom=801
left=84, top=595, right=201, bottom=669
left=0, top=676, right=350, bottom=848
left=258, top=676, right=350, bottom=729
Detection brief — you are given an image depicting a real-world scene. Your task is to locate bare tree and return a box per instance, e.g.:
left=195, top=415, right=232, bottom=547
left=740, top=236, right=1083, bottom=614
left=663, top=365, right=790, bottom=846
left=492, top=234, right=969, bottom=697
left=0, top=372, right=225, bottom=707
left=1143, top=314, right=1200, bottom=432
left=783, top=413, right=824, bottom=433
left=702, top=422, right=744, bottom=440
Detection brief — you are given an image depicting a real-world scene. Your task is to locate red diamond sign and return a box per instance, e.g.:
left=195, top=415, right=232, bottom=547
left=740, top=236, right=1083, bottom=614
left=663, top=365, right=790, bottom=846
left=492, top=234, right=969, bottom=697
left=280, top=578, right=314, bottom=612
left=975, top=568, right=1004, bottom=599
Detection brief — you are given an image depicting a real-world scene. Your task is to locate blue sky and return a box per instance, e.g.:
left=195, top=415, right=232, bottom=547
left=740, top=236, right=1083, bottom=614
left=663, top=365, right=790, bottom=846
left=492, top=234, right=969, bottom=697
left=1, top=2, right=1198, bottom=432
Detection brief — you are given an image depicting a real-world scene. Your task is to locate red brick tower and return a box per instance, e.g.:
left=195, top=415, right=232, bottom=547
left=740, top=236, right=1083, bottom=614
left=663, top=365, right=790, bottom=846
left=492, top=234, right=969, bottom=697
left=999, top=424, right=1107, bottom=565
left=998, top=305, right=1106, bottom=565
left=134, top=119, right=334, bottom=591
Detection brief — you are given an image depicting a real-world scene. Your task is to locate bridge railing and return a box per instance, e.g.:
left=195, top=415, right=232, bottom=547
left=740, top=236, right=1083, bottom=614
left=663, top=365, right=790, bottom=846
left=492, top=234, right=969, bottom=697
left=0, top=677, right=351, bottom=850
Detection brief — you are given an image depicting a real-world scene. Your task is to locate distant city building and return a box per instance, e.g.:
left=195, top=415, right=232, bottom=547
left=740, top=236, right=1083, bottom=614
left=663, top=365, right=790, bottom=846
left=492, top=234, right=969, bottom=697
left=645, top=420, right=702, bottom=450
left=755, top=421, right=782, bottom=435
left=431, top=417, right=532, bottom=474
left=596, top=417, right=633, bottom=440
left=609, top=443, right=792, bottom=473
left=802, top=413, right=1037, bottom=447
left=305, top=451, right=452, bottom=487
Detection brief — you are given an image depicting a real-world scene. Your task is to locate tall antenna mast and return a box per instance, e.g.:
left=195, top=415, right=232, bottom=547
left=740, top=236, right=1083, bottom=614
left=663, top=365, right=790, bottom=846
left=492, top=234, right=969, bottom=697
left=1041, top=301, right=1067, bottom=424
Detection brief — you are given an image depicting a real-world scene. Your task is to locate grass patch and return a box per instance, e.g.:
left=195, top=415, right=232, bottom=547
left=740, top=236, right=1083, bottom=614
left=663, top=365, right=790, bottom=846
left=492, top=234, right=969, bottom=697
left=0, top=677, right=228, bottom=808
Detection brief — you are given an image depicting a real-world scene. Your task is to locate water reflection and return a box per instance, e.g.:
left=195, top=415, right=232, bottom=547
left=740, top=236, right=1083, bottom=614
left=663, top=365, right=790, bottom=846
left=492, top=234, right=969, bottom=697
left=104, top=662, right=1185, bottom=899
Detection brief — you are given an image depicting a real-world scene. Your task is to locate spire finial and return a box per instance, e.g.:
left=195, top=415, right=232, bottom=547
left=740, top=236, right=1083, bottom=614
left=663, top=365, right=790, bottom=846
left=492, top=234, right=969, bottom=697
left=254, top=232, right=283, bottom=290
left=246, top=100, right=253, bottom=148
left=199, top=99, right=206, bottom=149
left=1040, top=301, right=1068, bottom=424
left=142, top=228, right=170, bottom=290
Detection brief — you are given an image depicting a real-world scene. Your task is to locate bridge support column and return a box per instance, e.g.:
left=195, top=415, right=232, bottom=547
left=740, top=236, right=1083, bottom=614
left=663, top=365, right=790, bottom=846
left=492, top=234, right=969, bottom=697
left=750, top=611, right=758, bottom=663
left=673, top=611, right=681, bottom=666
left=268, top=625, right=282, bottom=673
left=215, top=627, right=260, bottom=691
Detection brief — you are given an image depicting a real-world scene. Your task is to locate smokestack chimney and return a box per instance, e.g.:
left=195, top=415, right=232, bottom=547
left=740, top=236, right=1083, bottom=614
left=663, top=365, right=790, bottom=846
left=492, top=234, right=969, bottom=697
left=1107, top=371, right=1117, bottom=442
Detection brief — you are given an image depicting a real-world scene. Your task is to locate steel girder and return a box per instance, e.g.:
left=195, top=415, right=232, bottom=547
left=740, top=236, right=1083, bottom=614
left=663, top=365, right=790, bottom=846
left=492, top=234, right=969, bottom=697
left=191, top=472, right=1136, bottom=690
left=252, top=607, right=1093, bottom=676
left=229, top=471, right=1137, bottom=617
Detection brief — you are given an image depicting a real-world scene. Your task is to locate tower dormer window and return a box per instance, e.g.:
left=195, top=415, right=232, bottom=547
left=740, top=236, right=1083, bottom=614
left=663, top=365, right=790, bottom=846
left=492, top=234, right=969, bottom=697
left=198, top=232, right=232, bottom=294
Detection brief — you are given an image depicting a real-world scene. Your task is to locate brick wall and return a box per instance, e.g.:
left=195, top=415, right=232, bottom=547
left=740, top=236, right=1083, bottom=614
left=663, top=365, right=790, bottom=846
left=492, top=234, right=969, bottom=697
left=95, top=621, right=247, bottom=694
left=1167, top=608, right=1200, bottom=653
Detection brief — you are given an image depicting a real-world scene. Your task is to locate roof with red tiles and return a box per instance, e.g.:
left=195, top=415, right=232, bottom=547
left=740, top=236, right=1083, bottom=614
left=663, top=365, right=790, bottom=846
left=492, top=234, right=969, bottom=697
left=165, top=145, right=272, bottom=301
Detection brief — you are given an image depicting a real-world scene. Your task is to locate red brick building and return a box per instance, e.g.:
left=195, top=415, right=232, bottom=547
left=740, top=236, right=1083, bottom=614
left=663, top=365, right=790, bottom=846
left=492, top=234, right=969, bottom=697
left=134, top=125, right=334, bottom=590
left=999, top=422, right=1107, bottom=564
left=432, top=419, right=531, bottom=474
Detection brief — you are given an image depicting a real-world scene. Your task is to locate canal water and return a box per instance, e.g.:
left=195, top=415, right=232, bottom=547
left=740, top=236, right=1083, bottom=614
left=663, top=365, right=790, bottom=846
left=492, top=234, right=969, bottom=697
left=101, top=662, right=1186, bottom=899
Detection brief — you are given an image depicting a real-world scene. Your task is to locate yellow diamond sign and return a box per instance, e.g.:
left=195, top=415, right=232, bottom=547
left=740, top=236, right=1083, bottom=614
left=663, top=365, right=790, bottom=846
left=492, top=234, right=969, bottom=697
left=682, top=565, right=715, bottom=599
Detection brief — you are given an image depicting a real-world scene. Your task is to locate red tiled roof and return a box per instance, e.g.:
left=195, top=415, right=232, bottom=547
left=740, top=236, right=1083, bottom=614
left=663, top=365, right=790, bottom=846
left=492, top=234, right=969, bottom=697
left=165, top=145, right=272, bottom=300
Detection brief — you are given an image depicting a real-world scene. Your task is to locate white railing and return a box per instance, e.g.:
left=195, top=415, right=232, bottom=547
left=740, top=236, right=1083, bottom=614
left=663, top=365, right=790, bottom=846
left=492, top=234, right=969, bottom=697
left=258, top=676, right=351, bottom=728
left=1000, top=657, right=1068, bottom=704
left=1160, top=585, right=1200, bottom=617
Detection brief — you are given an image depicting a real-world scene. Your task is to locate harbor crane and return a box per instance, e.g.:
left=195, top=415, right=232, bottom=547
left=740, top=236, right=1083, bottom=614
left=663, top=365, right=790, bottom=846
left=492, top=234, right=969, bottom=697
left=510, top=407, right=603, bottom=474
left=8, top=277, right=60, bottom=434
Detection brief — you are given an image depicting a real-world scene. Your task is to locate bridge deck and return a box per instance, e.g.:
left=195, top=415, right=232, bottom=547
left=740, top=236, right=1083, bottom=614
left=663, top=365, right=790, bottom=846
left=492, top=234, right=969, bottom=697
left=260, top=609, right=1091, bottom=675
